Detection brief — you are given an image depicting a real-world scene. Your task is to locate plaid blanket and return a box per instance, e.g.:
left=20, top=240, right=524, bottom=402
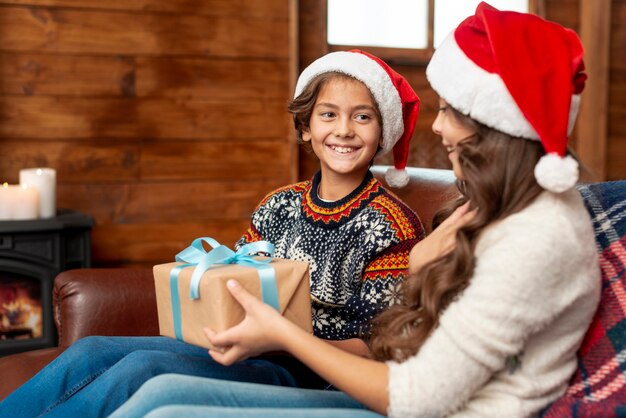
left=542, top=181, right=626, bottom=417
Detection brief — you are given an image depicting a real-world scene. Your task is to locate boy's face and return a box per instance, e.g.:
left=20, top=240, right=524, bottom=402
left=302, top=78, right=382, bottom=183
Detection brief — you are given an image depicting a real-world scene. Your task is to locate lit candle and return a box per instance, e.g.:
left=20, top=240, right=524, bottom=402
left=19, top=168, right=56, bottom=218
left=12, top=184, right=39, bottom=220
left=0, top=182, right=14, bottom=220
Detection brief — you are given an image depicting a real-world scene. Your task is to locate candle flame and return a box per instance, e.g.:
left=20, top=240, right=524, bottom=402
left=36, top=169, right=43, bottom=176
left=2, top=182, right=7, bottom=188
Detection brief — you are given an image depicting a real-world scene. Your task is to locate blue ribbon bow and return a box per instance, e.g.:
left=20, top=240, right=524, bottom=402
left=168, top=237, right=279, bottom=341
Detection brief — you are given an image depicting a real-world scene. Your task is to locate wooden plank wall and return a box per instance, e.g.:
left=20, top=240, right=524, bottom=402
left=298, top=0, right=626, bottom=181
left=0, top=0, right=297, bottom=267
left=608, top=0, right=626, bottom=180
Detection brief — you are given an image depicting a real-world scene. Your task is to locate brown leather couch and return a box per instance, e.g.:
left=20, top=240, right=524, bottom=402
left=0, top=166, right=457, bottom=400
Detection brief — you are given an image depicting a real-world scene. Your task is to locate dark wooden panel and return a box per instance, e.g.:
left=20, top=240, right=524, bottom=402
left=0, top=140, right=292, bottom=183
left=298, top=0, right=327, bottom=69
left=614, top=0, right=626, bottom=26
left=609, top=79, right=626, bottom=109
left=91, top=220, right=251, bottom=265
left=57, top=180, right=282, bottom=224
left=606, top=135, right=626, bottom=181
left=0, top=97, right=290, bottom=139
left=0, top=54, right=290, bottom=99
left=136, top=57, right=289, bottom=99
left=0, top=0, right=289, bottom=18
left=607, top=1, right=625, bottom=181
left=611, top=68, right=626, bottom=86
left=545, top=0, right=579, bottom=30
left=141, top=140, right=292, bottom=181
left=0, top=53, right=134, bottom=96
left=610, top=25, right=626, bottom=69
left=608, top=108, right=626, bottom=137
left=394, top=65, right=429, bottom=84
left=0, top=140, right=139, bottom=182
left=0, top=6, right=288, bottom=57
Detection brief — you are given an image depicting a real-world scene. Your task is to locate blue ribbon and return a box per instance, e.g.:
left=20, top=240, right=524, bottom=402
left=168, top=238, right=279, bottom=341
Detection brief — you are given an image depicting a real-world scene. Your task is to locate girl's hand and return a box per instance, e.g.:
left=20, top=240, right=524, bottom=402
left=409, top=202, right=476, bottom=274
left=204, top=279, right=290, bottom=366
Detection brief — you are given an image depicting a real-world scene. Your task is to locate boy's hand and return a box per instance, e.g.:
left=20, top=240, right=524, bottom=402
left=409, top=202, right=476, bottom=274
left=204, top=279, right=291, bottom=366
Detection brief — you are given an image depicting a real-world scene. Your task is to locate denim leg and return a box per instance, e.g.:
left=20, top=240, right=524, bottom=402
left=43, top=351, right=300, bottom=418
left=110, top=374, right=373, bottom=418
left=0, top=335, right=207, bottom=418
left=146, top=406, right=384, bottom=418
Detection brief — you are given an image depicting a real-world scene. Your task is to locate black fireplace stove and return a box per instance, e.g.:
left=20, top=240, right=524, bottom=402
left=0, top=209, right=93, bottom=356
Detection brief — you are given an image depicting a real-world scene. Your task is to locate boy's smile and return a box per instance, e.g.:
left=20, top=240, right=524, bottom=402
left=328, top=145, right=359, bottom=154
left=302, top=77, right=382, bottom=200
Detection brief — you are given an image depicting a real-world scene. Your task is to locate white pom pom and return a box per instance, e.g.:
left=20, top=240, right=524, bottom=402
left=534, top=153, right=579, bottom=193
left=385, top=168, right=409, bottom=188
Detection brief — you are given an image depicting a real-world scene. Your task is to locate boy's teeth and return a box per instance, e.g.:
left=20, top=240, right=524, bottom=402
left=331, top=145, right=354, bottom=153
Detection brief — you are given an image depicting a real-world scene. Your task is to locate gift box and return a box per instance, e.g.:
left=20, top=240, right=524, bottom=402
left=153, top=238, right=313, bottom=349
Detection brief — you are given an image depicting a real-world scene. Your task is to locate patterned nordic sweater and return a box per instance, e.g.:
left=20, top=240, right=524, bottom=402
left=237, top=170, right=424, bottom=340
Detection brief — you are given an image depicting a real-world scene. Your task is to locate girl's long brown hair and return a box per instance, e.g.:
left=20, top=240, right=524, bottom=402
left=369, top=107, right=545, bottom=362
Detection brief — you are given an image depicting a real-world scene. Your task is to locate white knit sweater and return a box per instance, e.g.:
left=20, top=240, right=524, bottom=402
left=387, top=189, right=601, bottom=418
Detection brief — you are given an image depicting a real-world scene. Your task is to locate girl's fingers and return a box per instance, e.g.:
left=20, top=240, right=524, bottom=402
left=459, top=208, right=478, bottom=224
left=439, top=202, right=469, bottom=227
left=208, top=348, right=229, bottom=365
left=450, top=201, right=471, bottom=219
left=226, top=280, right=259, bottom=312
left=208, top=346, right=246, bottom=366
left=204, top=326, right=236, bottom=348
left=204, top=326, right=219, bottom=344
left=204, top=326, right=216, bottom=339
left=444, top=202, right=476, bottom=228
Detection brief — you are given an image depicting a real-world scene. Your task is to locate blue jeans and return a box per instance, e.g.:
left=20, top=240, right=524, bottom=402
left=110, top=374, right=383, bottom=418
left=0, top=336, right=325, bottom=418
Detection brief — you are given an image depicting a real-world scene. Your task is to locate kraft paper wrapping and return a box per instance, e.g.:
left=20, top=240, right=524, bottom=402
left=153, top=259, right=312, bottom=349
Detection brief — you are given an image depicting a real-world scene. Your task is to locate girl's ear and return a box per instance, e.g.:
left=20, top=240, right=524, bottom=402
left=302, top=127, right=312, bottom=142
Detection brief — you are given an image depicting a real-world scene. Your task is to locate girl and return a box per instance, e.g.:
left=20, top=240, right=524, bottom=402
left=109, top=3, right=601, bottom=417
left=0, top=52, right=424, bottom=417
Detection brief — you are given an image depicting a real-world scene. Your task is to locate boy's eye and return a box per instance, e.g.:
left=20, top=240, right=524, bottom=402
left=355, top=114, right=371, bottom=121
left=438, top=105, right=449, bottom=113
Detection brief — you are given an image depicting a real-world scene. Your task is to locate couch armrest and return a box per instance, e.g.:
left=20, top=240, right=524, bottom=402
left=54, top=268, right=159, bottom=347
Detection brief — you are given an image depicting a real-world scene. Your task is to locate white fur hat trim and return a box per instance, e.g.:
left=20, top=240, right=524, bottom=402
left=294, top=51, right=403, bottom=154
left=534, top=153, right=579, bottom=193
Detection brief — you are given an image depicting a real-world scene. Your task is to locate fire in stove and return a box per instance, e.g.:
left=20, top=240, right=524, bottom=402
left=0, top=281, right=43, bottom=341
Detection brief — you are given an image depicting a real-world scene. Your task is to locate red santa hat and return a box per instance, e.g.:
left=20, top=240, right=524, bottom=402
left=426, top=2, right=587, bottom=193
left=294, top=49, right=420, bottom=188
